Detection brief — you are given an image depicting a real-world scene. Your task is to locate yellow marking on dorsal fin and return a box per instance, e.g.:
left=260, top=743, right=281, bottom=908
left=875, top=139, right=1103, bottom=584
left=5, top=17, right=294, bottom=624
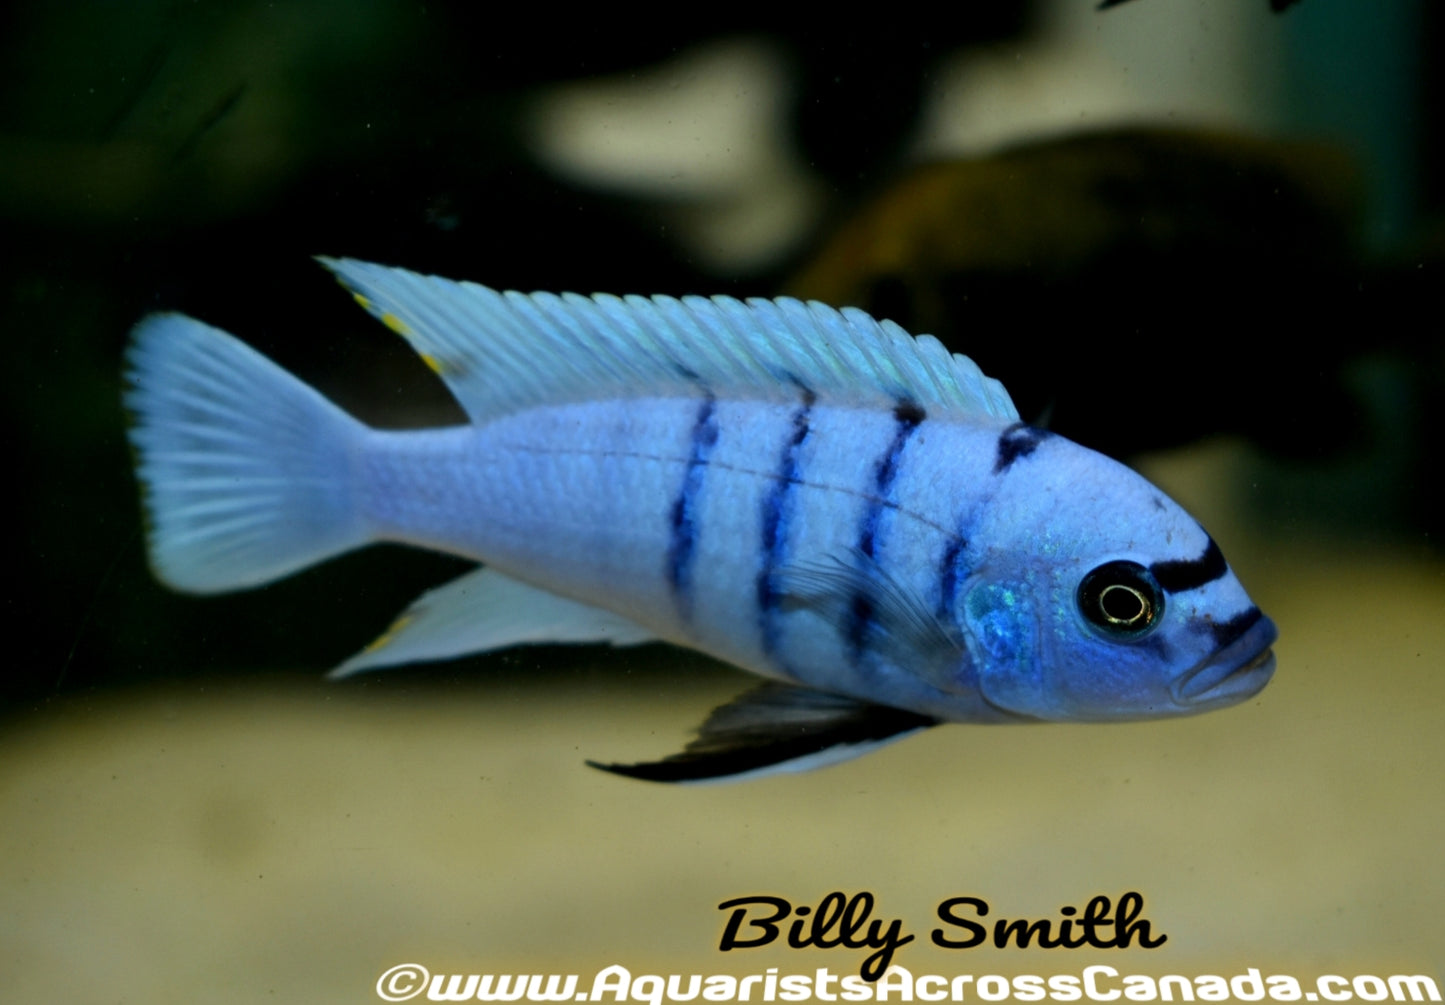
left=419, top=352, right=449, bottom=376
left=380, top=312, right=413, bottom=338
left=349, top=292, right=412, bottom=339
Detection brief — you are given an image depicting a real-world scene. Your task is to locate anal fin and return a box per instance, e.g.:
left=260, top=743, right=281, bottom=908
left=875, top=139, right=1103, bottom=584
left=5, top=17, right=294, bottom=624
left=588, top=682, right=937, bottom=784
left=332, top=566, right=658, bottom=677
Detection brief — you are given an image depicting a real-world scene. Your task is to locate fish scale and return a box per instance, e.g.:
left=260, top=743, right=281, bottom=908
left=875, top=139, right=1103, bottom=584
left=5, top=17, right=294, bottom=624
left=123, top=259, right=1277, bottom=783
left=356, top=396, right=962, bottom=690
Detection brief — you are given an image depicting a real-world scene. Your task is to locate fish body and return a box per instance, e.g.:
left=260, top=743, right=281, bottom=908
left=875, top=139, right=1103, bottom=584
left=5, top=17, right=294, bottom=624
left=125, top=259, right=1277, bottom=781
left=353, top=400, right=1015, bottom=724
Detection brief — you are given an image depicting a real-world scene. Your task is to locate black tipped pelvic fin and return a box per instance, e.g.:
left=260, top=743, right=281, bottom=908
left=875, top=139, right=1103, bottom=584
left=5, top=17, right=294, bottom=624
left=588, top=682, right=937, bottom=784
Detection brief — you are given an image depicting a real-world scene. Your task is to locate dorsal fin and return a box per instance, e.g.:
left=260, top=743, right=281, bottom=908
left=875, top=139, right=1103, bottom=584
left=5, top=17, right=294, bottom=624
left=319, top=258, right=1019, bottom=425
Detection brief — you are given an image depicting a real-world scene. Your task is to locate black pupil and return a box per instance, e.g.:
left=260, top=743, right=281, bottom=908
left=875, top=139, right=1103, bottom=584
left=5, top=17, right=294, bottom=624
left=1099, top=584, right=1146, bottom=624
left=1078, top=560, right=1162, bottom=638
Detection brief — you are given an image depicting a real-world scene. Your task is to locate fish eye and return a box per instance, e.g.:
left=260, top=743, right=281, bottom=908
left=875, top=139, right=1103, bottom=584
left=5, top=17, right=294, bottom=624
left=1077, top=561, right=1164, bottom=639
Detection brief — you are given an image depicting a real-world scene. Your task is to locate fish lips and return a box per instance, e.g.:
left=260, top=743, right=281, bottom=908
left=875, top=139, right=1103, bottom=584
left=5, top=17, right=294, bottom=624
left=1170, top=611, right=1278, bottom=709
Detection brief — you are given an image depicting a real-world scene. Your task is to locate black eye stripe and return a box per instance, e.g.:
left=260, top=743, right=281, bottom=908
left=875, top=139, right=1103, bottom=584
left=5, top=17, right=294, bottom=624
left=1208, top=606, right=1263, bottom=648
left=1150, top=537, right=1227, bottom=593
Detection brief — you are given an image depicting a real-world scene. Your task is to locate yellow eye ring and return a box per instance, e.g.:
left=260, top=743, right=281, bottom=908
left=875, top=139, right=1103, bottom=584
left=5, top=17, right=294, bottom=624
left=1078, top=561, right=1164, bottom=639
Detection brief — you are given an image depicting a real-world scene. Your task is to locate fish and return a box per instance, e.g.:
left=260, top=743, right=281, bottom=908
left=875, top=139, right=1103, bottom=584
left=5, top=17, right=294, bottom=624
left=124, top=259, right=1278, bottom=783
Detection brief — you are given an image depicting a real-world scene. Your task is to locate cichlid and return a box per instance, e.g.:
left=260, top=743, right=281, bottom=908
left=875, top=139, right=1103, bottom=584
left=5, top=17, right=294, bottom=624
left=125, top=259, right=1277, bottom=783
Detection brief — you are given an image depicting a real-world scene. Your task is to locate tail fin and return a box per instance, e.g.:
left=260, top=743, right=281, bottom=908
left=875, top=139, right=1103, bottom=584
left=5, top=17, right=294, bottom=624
left=124, top=314, right=372, bottom=593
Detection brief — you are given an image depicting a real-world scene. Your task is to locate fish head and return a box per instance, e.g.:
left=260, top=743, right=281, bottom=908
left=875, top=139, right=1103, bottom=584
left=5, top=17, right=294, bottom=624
left=956, top=436, right=1276, bottom=722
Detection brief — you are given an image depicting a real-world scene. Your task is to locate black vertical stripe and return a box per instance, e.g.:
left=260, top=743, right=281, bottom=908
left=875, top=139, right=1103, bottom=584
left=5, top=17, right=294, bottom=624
left=936, top=534, right=969, bottom=618
left=667, top=395, right=720, bottom=619
left=846, top=400, right=926, bottom=658
left=756, top=391, right=815, bottom=658
left=993, top=422, right=1051, bottom=474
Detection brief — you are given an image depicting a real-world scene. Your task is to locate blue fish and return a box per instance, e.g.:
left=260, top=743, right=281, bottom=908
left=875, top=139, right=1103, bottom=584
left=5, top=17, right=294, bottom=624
left=124, top=259, right=1277, bottom=782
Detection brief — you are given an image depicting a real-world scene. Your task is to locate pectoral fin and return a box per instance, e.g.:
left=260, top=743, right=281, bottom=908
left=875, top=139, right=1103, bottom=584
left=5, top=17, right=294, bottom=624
left=778, top=549, right=968, bottom=693
left=588, top=682, right=937, bottom=783
left=332, top=567, right=658, bottom=677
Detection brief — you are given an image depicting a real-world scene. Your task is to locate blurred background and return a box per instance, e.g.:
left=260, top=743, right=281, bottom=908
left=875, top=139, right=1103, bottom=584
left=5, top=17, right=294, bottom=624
left=2, top=1, right=1441, bottom=1001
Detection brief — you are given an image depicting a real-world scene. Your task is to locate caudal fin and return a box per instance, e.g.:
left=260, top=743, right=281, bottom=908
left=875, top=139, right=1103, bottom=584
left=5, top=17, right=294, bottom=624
left=125, top=313, right=371, bottom=593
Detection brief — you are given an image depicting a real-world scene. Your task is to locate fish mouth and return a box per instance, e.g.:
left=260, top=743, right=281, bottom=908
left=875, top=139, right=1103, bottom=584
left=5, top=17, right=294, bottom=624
left=1171, top=611, right=1278, bottom=708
